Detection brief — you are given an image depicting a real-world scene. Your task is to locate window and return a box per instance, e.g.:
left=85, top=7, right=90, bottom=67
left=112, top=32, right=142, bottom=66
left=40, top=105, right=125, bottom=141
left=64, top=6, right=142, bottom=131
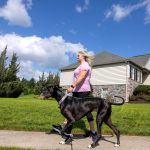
left=129, top=65, right=142, bottom=83
left=137, top=71, right=141, bottom=83
left=134, top=68, right=137, bottom=81
left=130, top=65, right=134, bottom=80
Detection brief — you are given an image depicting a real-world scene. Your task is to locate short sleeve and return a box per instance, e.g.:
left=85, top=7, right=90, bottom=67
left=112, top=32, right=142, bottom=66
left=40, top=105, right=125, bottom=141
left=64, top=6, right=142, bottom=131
left=80, top=62, right=90, bottom=71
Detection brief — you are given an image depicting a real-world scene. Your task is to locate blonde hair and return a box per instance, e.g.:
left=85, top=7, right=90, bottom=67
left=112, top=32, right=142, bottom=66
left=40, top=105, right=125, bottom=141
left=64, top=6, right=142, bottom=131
left=78, top=50, right=94, bottom=67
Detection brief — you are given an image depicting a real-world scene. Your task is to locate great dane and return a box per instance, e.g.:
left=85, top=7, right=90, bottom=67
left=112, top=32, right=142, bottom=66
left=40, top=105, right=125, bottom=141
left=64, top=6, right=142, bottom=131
left=42, top=85, right=125, bottom=148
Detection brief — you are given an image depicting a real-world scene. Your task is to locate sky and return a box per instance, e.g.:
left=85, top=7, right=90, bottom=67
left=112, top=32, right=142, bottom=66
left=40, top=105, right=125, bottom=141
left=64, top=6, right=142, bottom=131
left=0, top=0, right=150, bottom=80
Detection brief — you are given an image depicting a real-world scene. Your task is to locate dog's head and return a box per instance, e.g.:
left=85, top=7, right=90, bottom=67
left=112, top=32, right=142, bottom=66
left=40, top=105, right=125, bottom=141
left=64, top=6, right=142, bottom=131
left=40, top=85, right=61, bottom=99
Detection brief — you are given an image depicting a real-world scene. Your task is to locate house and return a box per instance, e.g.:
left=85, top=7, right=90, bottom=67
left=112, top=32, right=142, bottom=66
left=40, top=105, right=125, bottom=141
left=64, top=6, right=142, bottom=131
left=60, top=51, right=150, bottom=102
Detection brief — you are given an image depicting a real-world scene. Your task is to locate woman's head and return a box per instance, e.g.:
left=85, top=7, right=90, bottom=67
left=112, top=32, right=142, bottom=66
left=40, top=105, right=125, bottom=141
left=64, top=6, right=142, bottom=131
left=77, top=51, right=94, bottom=66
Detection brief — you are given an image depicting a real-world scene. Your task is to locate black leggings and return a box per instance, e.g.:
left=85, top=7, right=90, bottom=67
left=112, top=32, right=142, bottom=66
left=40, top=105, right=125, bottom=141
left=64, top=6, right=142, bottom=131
left=73, top=91, right=94, bottom=122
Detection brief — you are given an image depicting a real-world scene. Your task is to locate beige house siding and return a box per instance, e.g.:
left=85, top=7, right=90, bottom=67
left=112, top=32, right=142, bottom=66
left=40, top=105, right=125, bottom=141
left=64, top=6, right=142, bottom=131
left=145, top=58, right=150, bottom=70
left=60, top=63, right=127, bottom=86
left=60, top=70, right=73, bottom=86
left=91, top=63, right=127, bottom=85
left=143, top=74, right=150, bottom=85
left=143, top=58, right=150, bottom=85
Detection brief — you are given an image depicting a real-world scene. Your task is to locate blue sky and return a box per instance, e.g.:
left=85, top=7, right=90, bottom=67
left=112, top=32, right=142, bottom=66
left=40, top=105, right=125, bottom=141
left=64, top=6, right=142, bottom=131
left=0, top=0, right=150, bottom=80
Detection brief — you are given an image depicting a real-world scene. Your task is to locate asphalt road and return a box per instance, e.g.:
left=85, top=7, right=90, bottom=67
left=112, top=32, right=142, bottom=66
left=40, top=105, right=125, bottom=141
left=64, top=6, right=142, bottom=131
left=0, top=130, right=150, bottom=150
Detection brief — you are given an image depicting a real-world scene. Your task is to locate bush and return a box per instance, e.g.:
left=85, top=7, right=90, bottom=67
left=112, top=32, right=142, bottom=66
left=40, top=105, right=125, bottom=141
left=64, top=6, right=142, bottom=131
left=133, top=85, right=150, bottom=95
left=0, top=81, right=23, bottom=98
left=129, top=95, right=150, bottom=103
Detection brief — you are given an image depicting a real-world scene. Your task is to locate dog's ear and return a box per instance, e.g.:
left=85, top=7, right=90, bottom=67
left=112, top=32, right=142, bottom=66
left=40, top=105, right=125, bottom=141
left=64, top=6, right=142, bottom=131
left=47, top=84, right=55, bottom=88
left=47, top=84, right=62, bottom=90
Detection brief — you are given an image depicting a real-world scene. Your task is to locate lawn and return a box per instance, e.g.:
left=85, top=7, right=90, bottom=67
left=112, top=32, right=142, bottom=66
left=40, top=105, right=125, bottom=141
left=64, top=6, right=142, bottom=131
left=0, top=95, right=150, bottom=136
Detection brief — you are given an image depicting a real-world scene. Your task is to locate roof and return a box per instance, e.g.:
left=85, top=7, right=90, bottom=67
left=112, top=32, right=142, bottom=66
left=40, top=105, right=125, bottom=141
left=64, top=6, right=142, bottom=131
left=93, top=51, right=126, bottom=66
left=61, top=51, right=150, bottom=71
left=127, top=54, right=150, bottom=68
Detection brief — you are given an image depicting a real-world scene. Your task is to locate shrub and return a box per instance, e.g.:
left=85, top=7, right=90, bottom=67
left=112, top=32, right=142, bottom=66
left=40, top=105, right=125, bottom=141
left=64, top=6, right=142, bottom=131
left=129, top=95, right=150, bottom=103
left=133, top=85, right=150, bottom=95
left=0, top=81, right=23, bottom=98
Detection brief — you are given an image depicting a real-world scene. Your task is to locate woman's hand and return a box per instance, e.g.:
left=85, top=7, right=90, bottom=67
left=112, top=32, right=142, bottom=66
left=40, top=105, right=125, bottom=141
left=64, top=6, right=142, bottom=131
left=67, top=87, right=74, bottom=93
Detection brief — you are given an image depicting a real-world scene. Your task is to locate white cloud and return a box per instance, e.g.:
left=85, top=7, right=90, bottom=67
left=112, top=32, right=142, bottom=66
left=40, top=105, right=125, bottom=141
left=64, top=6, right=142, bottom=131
left=0, top=0, right=32, bottom=27
left=145, top=0, right=150, bottom=23
left=75, top=0, right=90, bottom=13
left=105, top=0, right=150, bottom=24
left=0, top=33, right=88, bottom=80
left=18, top=60, right=44, bottom=81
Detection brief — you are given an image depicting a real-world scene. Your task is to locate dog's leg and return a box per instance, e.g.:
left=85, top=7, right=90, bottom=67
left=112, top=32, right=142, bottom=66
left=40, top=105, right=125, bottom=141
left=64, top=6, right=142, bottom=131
left=88, top=106, right=108, bottom=148
left=59, top=121, right=74, bottom=145
left=104, top=117, right=120, bottom=147
left=59, top=111, right=75, bottom=145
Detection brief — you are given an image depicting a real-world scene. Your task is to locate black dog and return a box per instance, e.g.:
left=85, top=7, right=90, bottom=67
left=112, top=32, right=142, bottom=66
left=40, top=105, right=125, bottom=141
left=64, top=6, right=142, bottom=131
left=42, top=85, right=125, bottom=148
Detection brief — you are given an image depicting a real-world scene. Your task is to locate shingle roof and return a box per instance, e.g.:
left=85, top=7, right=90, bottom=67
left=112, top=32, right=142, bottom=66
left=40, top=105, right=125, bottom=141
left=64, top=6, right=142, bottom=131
left=61, top=51, right=126, bottom=71
left=127, top=54, right=150, bottom=68
left=60, top=51, right=150, bottom=71
left=60, top=63, right=79, bottom=71
left=93, top=51, right=126, bottom=66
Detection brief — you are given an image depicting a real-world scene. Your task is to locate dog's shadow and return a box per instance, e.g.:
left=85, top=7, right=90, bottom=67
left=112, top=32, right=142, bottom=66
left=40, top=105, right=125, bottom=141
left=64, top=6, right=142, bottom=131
left=46, top=120, right=88, bottom=139
left=46, top=120, right=116, bottom=145
left=74, top=134, right=116, bottom=145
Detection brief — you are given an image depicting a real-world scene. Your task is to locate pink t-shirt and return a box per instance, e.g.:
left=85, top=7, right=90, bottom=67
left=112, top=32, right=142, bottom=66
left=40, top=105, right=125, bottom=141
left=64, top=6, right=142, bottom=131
left=73, top=61, right=91, bottom=92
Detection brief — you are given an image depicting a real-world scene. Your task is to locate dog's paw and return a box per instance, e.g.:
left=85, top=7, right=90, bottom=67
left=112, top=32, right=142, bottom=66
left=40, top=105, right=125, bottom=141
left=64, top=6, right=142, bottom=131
left=88, top=143, right=99, bottom=149
left=59, top=141, right=66, bottom=145
left=114, top=143, right=120, bottom=147
left=87, top=144, right=92, bottom=149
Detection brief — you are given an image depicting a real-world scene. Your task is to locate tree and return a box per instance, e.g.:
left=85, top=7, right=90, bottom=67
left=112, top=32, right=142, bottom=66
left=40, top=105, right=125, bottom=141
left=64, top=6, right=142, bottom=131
left=47, top=72, right=54, bottom=85
left=0, top=46, right=8, bottom=83
left=34, top=72, right=60, bottom=95
left=53, top=72, right=60, bottom=85
left=34, top=72, right=46, bottom=95
left=0, top=47, right=22, bottom=98
left=5, top=52, right=20, bottom=82
left=29, top=78, right=36, bottom=88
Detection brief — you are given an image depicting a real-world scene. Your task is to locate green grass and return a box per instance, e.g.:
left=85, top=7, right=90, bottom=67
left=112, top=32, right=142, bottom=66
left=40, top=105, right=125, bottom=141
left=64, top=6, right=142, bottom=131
left=0, top=146, right=58, bottom=150
left=0, top=95, right=150, bottom=136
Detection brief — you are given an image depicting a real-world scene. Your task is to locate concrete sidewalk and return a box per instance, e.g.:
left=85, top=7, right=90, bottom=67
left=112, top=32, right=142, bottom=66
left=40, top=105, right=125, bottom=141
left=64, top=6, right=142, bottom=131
left=0, top=130, right=150, bottom=150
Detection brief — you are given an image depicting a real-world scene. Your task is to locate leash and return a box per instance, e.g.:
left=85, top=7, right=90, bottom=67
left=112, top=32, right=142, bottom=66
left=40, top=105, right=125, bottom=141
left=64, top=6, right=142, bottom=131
left=70, top=138, right=73, bottom=150
left=59, top=91, right=72, bottom=105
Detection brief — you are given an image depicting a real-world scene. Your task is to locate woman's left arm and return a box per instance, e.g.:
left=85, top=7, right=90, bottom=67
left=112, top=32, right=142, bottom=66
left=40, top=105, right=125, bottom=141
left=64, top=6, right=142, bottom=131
left=72, top=70, right=87, bottom=87
left=67, top=70, right=88, bottom=93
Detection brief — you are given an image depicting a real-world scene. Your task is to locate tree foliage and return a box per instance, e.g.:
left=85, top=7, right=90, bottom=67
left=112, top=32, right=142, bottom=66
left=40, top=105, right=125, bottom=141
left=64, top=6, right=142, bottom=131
left=0, top=46, right=60, bottom=97
left=5, top=53, right=20, bottom=82
left=34, top=72, right=60, bottom=95
left=0, top=47, right=22, bottom=97
left=0, top=46, right=7, bottom=84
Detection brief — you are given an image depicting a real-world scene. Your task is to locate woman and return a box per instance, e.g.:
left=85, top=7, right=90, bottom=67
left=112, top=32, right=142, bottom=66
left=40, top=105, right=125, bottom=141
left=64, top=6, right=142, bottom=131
left=53, top=50, right=96, bottom=137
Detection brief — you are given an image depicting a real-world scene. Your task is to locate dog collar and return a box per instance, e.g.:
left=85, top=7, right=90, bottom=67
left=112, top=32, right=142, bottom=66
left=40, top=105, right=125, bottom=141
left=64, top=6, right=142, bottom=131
left=59, top=91, right=72, bottom=105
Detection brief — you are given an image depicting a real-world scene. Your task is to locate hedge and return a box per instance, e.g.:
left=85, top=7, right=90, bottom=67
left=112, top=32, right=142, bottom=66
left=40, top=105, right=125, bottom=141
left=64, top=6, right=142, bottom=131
left=0, top=81, right=23, bottom=98
left=133, top=85, right=150, bottom=95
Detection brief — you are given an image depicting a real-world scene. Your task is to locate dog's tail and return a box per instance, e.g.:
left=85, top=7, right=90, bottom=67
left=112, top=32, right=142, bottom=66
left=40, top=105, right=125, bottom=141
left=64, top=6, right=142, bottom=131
left=108, top=96, right=125, bottom=105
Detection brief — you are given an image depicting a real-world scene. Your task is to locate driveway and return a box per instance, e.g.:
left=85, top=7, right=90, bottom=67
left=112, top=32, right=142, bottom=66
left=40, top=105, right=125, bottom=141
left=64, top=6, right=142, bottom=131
left=0, top=130, right=150, bottom=150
